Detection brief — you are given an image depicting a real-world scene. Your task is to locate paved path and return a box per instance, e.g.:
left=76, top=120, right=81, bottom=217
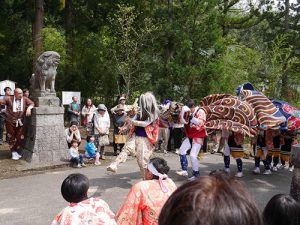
left=0, top=153, right=292, bottom=225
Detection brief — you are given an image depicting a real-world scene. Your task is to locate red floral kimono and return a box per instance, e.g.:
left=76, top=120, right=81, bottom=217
left=51, top=197, right=117, bottom=225
left=117, top=178, right=177, bottom=225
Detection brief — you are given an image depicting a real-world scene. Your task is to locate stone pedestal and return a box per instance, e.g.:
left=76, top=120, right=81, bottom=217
left=31, top=96, right=61, bottom=107
left=23, top=96, right=68, bottom=165
left=290, top=144, right=300, bottom=202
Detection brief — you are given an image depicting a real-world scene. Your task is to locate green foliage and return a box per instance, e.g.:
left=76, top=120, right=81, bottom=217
left=209, top=38, right=263, bottom=94
left=42, top=27, right=66, bottom=65
left=0, top=0, right=299, bottom=107
left=266, top=34, right=299, bottom=99
left=109, top=4, right=157, bottom=97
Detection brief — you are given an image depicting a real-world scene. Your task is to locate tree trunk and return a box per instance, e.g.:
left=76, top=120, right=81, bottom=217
left=65, top=0, right=74, bottom=79
left=222, top=0, right=229, bottom=36
left=32, top=0, right=44, bottom=71
left=281, top=0, right=290, bottom=100
left=165, top=0, right=174, bottom=62
left=285, top=0, right=290, bottom=32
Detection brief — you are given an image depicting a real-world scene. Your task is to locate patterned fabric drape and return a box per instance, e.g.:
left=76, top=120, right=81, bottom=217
left=200, top=94, right=257, bottom=137
left=272, top=99, right=300, bottom=133
left=239, top=90, right=286, bottom=129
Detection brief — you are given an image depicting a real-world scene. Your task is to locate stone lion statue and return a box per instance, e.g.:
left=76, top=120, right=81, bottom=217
left=31, top=51, right=60, bottom=94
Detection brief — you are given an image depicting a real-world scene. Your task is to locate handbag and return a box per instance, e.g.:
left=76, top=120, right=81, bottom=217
left=114, top=134, right=127, bottom=144
left=99, top=134, right=110, bottom=146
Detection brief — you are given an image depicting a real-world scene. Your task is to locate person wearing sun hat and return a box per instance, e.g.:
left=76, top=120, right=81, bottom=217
left=93, top=104, right=110, bottom=159
left=111, top=95, right=130, bottom=114
left=112, top=104, right=127, bottom=156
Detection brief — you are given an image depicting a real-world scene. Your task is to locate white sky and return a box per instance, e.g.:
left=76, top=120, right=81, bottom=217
left=244, top=0, right=299, bottom=5
left=237, top=0, right=299, bottom=12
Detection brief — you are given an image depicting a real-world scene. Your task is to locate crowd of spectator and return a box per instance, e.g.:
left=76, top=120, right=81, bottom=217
left=51, top=169, right=300, bottom=225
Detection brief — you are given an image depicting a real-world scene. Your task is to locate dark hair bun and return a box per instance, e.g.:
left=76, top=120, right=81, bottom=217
left=150, top=157, right=170, bottom=174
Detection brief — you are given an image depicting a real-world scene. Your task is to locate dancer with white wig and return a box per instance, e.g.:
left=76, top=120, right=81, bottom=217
left=107, top=92, right=160, bottom=179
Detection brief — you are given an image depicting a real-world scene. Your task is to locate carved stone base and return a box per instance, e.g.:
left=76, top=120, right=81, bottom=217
left=31, top=90, right=57, bottom=98
left=31, top=96, right=60, bottom=107
left=23, top=105, right=68, bottom=164
left=290, top=144, right=300, bottom=202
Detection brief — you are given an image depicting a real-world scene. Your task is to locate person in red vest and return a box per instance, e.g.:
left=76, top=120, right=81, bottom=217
left=176, top=99, right=207, bottom=181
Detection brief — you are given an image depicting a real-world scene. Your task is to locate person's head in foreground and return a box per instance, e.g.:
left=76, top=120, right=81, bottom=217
left=52, top=173, right=116, bottom=225
left=159, top=172, right=263, bottom=225
left=61, top=173, right=89, bottom=203
left=263, top=194, right=300, bottom=225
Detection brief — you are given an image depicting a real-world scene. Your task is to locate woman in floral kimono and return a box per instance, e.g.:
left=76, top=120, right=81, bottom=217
left=51, top=173, right=116, bottom=225
left=117, top=157, right=177, bottom=225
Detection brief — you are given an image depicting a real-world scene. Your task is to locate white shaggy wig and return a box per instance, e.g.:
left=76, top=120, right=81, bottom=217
left=139, top=92, right=159, bottom=122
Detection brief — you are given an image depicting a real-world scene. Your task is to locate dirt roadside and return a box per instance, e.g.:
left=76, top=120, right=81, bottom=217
left=0, top=140, right=119, bottom=180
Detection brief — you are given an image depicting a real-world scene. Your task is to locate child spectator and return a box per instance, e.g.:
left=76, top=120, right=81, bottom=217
left=69, top=140, right=86, bottom=168
left=85, top=135, right=101, bottom=165
left=51, top=173, right=117, bottom=225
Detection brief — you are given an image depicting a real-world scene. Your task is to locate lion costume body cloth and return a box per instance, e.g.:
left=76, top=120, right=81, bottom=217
left=238, top=90, right=286, bottom=130
left=200, top=94, right=257, bottom=137
left=199, top=86, right=287, bottom=138
left=272, top=99, right=300, bottom=133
